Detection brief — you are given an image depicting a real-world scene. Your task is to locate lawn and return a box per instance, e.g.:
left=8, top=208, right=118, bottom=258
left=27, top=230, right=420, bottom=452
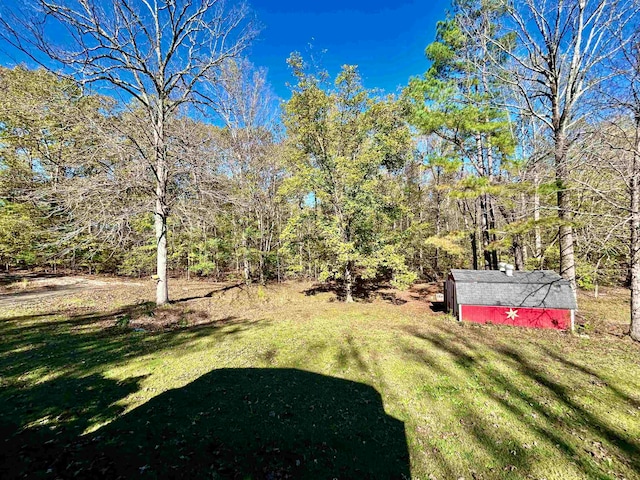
left=0, top=277, right=639, bottom=479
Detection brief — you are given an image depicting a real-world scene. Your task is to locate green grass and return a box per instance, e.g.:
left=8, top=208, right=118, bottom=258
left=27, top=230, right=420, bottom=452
left=578, top=287, right=632, bottom=334
left=1, top=281, right=639, bottom=479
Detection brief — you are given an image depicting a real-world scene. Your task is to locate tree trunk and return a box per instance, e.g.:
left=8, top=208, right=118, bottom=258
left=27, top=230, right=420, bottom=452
left=488, top=197, right=499, bottom=269
left=462, top=200, right=479, bottom=270
left=476, top=133, right=493, bottom=270
left=555, top=131, right=577, bottom=297
left=513, top=234, right=525, bottom=271
left=242, top=228, right=250, bottom=284
left=471, top=231, right=479, bottom=270
left=155, top=107, right=169, bottom=305
left=345, top=262, right=354, bottom=303
left=630, top=115, right=640, bottom=341
left=434, top=197, right=440, bottom=274
left=259, top=254, right=265, bottom=285
left=187, top=250, right=191, bottom=281
left=533, top=177, right=542, bottom=264
left=485, top=136, right=498, bottom=270
left=155, top=199, right=169, bottom=305
left=479, top=198, right=493, bottom=270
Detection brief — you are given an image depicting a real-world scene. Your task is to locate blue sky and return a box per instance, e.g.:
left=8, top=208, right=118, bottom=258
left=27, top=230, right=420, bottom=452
left=0, top=0, right=450, bottom=101
left=249, top=0, right=450, bottom=99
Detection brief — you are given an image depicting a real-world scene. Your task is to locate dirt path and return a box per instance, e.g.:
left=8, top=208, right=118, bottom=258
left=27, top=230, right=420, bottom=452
left=0, top=275, right=144, bottom=310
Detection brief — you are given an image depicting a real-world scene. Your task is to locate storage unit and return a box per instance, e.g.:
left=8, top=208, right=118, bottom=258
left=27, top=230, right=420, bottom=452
left=444, top=269, right=577, bottom=331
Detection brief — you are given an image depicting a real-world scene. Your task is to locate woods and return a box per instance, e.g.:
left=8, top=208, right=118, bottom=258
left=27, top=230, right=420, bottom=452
left=1, top=0, right=639, bottom=340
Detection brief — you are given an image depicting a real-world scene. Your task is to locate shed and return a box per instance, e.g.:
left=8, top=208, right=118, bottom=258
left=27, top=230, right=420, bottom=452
left=444, top=269, right=577, bottom=331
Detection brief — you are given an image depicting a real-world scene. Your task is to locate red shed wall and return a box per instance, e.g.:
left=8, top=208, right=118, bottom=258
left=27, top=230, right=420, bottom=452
left=461, top=305, right=571, bottom=330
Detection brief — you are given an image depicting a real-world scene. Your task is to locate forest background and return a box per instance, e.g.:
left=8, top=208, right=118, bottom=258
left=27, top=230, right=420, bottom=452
left=0, top=0, right=639, bottom=340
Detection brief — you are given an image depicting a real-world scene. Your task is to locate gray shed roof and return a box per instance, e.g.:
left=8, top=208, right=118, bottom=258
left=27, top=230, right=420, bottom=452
left=450, top=269, right=577, bottom=310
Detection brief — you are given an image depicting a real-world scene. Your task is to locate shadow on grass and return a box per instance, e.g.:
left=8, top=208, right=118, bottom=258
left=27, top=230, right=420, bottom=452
left=429, top=301, right=446, bottom=313
left=303, top=281, right=444, bottom=310
left=0, top=302, right=269, bottom=479
left=541, top=347, right=640, bottom=410
left=0, top=282, right=89, bottom=300
left=92, top=369, right=408, bottom=479
left=171, top=282, right=245, bottom=303
left=0, top=271, right=67, bottom=287
left=403, top=324, right=640, bottom=477
left=0, top=304, right=266, bottom=385
left=304, top=281, right=413, bottom=305
left=3, top=369, right=410, bottom=479
left=0, top=302, right=409, bottom=478
left=1, top=374, right=146, bottom=478
left=304, top=280, right=385, bottom=302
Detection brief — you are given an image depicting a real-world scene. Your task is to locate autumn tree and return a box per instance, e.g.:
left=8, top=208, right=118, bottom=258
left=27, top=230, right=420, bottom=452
left=283, top=55, right=415, bottom=302
left=0, top=66, right=110, bottom=270
left=210, top=59, right=285, bottom=284
left=0, top=0, right=255, bottom=304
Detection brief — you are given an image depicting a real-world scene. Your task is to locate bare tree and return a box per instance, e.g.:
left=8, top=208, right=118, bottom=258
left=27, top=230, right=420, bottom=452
left=480, top=0, right=638, bottom=296
left=0, top=0, right=255, bottom=304
left=209, top=58, right=282, bottom=284
left=575, top=28, right=640, bottom=341
left=623, top=38, right=640, bottom=341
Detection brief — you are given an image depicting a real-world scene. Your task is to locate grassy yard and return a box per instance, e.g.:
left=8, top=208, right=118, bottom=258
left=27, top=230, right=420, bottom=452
left=0, top=277, right=639, bottom=479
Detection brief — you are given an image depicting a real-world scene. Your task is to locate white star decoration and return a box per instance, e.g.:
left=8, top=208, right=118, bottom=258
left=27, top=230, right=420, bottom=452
left=506, top=308, right=519, bottom=320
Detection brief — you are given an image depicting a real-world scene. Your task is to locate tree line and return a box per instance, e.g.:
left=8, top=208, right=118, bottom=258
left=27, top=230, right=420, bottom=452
left=0, top=0, right=639, bottom=340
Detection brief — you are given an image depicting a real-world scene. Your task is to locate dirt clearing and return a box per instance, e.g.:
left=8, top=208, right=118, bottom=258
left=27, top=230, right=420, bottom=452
left=0, top=274, right=145, bottom=310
